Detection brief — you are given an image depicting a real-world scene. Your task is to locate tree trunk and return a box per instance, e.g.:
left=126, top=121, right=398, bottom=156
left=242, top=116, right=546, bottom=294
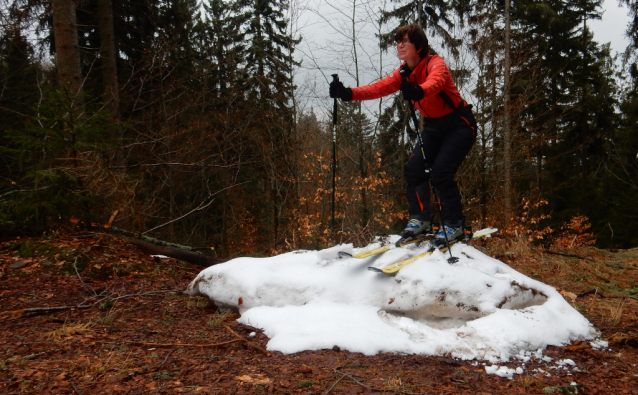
left=503, top=0, right=512, bottom=226
left=98, top=0, right=119, bottom=117
left=580, top=14, right=589, bottom=194
left=51, top=0, right=82, bottom=95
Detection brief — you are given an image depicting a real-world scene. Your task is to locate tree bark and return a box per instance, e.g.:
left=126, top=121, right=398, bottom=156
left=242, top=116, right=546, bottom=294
left=98, top=0, right=119, bottom=117
left=51, top=0, right=82, bottom=95
left=503, top=0, right=512, bottom=226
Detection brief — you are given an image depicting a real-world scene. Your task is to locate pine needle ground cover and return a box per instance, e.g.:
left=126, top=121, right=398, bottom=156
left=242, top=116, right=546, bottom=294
left=0, top=233, right=637, bottom=394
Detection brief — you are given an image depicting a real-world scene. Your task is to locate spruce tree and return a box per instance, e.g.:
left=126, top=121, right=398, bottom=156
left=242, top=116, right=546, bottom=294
left=242, top=0, right=300, bottom=248
left=244, top=0, right=297, bottom=110
left=463, top=0, right=508, bottom=226
left=607, top=0, right=638, bottom=247
left=196, top=0, right=248, bottom=101
left=0, top=21, right=41, bottom=231
left=379, top=0, right=466, bottom=54
left=609, top=76, right=638, bottom=247
left=511, top=0, right=622, bottom=244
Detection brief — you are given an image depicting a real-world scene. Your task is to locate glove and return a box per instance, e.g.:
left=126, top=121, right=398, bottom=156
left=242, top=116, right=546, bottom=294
left=329, top=79, right=353, bottom=101
left=400, top=81, right=424, bottom=101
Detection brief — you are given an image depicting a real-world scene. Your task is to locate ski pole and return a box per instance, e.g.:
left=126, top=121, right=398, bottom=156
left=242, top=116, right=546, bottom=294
left=331, top=74, right=339, bottom=246
left=399, top=70, right=459, bottom=264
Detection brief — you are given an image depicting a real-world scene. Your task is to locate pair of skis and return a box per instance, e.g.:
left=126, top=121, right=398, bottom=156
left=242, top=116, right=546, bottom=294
left=337, top=231, right=436, bottom=260
left=339, top=228, right=497, bottom=275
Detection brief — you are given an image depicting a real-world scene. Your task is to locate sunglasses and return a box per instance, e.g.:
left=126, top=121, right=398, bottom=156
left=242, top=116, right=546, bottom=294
left=395, top=37, right=411, bottom=46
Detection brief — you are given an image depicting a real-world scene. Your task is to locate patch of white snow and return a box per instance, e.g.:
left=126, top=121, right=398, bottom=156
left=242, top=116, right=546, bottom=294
left=591, top=339, right=609, bottom=349
left=485, top=365, right=517, bottom=379
left=186, top=240, right=598, bottom=359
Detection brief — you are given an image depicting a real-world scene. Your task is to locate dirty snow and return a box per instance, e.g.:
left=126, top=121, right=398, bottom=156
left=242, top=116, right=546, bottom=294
left=186, top=236, right=599, bottom=377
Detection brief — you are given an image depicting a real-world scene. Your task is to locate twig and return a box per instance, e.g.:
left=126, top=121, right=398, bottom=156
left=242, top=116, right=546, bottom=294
left=110, top=227, right=194, bottom=250
left=6, top=305, right=96, bottom=315
left=605, top=263, right=638, bottom=270
left=335, top=371, right=373, bottom=391
left=322, top=374, right=346, bottom=395
left=70, top=383, right=82, bottom=395
left=2, top=290, right=182, bottom=317
left=329, top=369, right=423, bottom=395
left=109, top=290, right=182, bottom=303
left=5, top=352, right=48, bottom=362
left=576, top=288, right=638, bottom=300
left=542, top=250, right=595, bottom=261
left=161, top=348, right=178, bottom=366
left=577, top=289, right=601, bottom=298
left=142, top=182, right=249, bottom=235
left=615, top=295, right=638, bottom=300
left=107, top=163, right=239, bottom=169
left=73, top=256, right=97, bottom=296
left=101, top=339, right=243, bottom=348
left=601, top=324, right=638, bottom=330
left=224, top=325, right=270, bottom=356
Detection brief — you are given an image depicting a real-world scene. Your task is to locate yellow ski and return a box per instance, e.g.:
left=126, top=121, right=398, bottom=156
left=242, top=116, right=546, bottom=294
left=367, top=246, right=441, bottom=274
left=368, top=228, right=497, bottom=274
left=349, top=235, right=429, bottom=259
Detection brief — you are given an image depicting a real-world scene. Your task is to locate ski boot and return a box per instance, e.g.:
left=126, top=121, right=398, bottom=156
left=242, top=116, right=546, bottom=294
left=433, top=218, right=472, bottom=247
left=396, top=216, right=438, bottom=246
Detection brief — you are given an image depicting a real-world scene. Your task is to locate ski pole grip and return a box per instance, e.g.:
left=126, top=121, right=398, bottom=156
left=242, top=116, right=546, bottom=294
left=399, top=69, right=420, bottom=135
left=399, top=69, right=408, bottom=83
left=331, top=74, right=339, bottom=125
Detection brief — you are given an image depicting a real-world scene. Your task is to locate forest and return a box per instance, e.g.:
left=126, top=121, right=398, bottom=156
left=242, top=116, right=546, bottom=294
left=1, top=0, right=637, bottom=257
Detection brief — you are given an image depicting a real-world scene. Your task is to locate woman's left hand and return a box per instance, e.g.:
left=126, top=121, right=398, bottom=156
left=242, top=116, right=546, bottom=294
left=399, top=81, right=424, bottom=101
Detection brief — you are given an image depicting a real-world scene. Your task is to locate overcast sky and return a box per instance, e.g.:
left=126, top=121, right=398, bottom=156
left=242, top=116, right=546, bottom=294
left=589, top=0, right=632, bottom=55
left=294, top=0, right=634, bottom=121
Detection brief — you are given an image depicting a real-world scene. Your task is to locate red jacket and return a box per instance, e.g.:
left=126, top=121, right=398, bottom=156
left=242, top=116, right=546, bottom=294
left=350, top=55, right=463, bottom=119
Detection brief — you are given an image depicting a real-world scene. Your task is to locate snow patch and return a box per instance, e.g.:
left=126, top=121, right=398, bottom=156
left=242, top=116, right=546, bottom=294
left=591, top=339, right=609, bottom=350
left=557, top=359, right=576, bottom=367
left=485, top=365, right=517, bottom=379
left=186, top=241, right=598, bottom=359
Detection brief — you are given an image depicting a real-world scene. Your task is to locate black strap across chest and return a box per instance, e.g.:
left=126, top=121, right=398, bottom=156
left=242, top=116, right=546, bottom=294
left=424, top=56, right=462, bottom=111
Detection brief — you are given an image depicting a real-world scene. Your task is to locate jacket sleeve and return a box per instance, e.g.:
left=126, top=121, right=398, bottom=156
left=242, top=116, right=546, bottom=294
left=419, top=56, right=450, bottom=98
left=350, top=68, right=402, bottom=101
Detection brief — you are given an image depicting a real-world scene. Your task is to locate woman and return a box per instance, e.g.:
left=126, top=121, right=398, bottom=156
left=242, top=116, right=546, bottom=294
left=329, top=23, right=477, bottom=245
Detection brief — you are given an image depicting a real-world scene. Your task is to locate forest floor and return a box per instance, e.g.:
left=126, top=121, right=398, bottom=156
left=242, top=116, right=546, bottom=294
left=0, top=231, right=637, bottom=394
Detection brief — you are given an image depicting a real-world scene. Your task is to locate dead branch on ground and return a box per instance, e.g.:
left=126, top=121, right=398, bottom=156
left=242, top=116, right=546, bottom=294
left=224, top=325, right=270, bottom=356
left=2, top=290, right=182, bottom=319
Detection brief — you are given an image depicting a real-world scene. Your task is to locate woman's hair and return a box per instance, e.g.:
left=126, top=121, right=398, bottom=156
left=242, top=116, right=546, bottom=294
left=394, top=23, right=429, bottom=59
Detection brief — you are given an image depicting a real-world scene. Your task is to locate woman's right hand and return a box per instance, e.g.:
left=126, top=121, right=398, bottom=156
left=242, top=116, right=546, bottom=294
left=329, top=79, right=352, bottom=101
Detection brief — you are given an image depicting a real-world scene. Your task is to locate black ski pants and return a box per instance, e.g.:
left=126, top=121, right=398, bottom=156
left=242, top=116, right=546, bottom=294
left=405, top=114, right=475, bottom=227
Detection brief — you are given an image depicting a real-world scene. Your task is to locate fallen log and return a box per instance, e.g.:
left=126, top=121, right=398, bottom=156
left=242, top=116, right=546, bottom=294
left=125, top=237, right=221, bottom=268
left=107, top=226, right=221, bottom=267
left=111, top=226, right=198, bottom=251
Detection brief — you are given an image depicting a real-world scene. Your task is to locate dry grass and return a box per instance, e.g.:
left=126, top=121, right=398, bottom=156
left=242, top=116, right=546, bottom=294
left=384, top=377, right=403, bottom=390
left=507, top=235, right=535, bottom=257
left=519, top=374, right=541, bottom=390
left=47, top=322, right=93, bottom=342
left=185, top=296, right=212, bottom=309
left=484, top=233, right=637, bottom=333
left=208, top=310, right=233, bottom=328
left=483, top=234, right=535, bottom=259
